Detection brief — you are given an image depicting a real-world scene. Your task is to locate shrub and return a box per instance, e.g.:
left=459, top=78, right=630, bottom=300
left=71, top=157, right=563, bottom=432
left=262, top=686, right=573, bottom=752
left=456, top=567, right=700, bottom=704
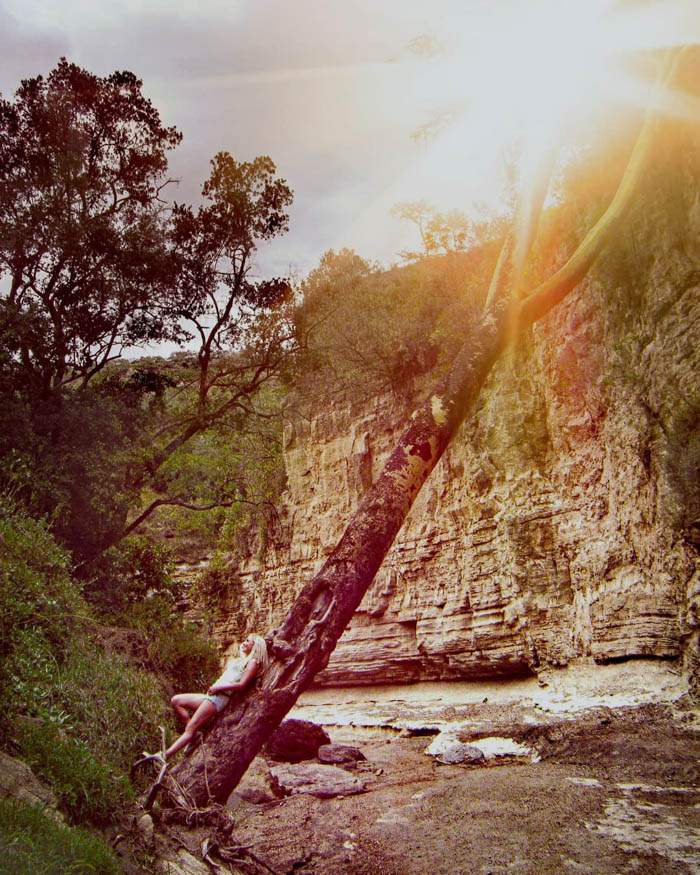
left=0, top=501, right=84, bottom=741
left=4, top=631, right=167, bottom=810
left=0, top=500, right=169, bottom=824
left=82, top=534, right=221, bottom=692
left=0, top=798, right=119, bottom=874
left=15, top=721, right=132, bottom=826
left=0, top=501, right=82, bottom=662
left=82, top=534, right=174, bottom=618
left=3, top=628, right=65, bottom=735
left=297, top=246, right=494, bottom=403
left=147, top=620, right=219, bottom=693
left=42, top=638, right=166, bottom=773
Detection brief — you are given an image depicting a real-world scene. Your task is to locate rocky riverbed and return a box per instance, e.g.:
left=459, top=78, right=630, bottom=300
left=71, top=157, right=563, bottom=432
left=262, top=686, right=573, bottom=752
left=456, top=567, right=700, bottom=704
left=224, top=661, right=699, bottom=874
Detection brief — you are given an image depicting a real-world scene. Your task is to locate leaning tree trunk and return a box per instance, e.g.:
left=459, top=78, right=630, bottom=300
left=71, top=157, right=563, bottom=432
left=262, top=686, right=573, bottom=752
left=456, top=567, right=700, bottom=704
left=170, top=303, right=510, bottom=806
left=169, top=49, right=684, bottom=807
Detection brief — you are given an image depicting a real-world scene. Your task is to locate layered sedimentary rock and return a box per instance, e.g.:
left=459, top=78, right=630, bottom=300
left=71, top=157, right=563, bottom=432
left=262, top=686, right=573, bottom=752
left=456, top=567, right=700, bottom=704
left=206, top=184, right=700, bottom=689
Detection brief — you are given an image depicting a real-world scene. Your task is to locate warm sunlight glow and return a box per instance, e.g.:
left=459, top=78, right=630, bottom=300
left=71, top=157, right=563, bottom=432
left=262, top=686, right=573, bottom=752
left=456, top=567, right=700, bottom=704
left=380, top=0, right=700, bottom=230
left=170, top=0, right=699, bottom=263
left=445, top=0, right=618, bottom=135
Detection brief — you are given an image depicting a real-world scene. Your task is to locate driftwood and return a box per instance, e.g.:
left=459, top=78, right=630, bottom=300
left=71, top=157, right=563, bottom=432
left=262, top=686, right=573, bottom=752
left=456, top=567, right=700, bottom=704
left=160, top=801, right=280, bottom=874
left=130, top=726, right=169, bottom=810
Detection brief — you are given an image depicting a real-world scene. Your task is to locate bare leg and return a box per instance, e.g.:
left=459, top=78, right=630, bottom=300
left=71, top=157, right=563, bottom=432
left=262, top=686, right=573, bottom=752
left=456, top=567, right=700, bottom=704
left=171, top=693, right=207, bottom=727
left=164, top=699, right=217, bottom=760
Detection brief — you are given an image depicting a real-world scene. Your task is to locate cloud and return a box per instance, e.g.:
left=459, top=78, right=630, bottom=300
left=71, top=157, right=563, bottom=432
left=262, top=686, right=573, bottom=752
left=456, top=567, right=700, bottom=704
left=0, top=3, right=69, bottom=93
left=1, top=0, right=473, bottom=275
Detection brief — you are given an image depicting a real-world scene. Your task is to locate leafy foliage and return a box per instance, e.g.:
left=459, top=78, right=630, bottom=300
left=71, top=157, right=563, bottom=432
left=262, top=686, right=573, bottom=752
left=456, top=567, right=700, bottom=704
left=36, top=638, right=166, bottom=773
left=146, top=620, right=220, bottom=693
left=0, top=60, right=300, bottom=573
left=392, top=201, right=478, bottom=259
left=15, top=722, right=132, bottom=825
left=392, top=196, right=510, bottom=261
left=82, top=533, right=173, bottom=616
left=0, top=378, right=159, bottom=562
left=0, top=502, right=80, bottom=673
left=296, top=245, right=499, bottom=400
left=0, top=58, right=182, bottom=396
left=0, top=500, right=167, bottom=823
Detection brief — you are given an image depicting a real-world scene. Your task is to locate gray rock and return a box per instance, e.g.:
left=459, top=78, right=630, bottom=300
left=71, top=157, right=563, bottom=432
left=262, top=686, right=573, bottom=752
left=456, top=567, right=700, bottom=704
left=270, top=763, right=367, bottom=798
left=0, top=751, right=63, bottom=822
left=424, top=735, right=486, bottom=766
left=317, top=743, right=366, bottom=767
left=265, top=719, right=330, bottom=762
left=136, top=813, right=154, bottom=846
left=228, top=756, right=279, bottom=806
left=156, top=849, right=210, bottom=875
left=438, top=743, right=486, bottom=765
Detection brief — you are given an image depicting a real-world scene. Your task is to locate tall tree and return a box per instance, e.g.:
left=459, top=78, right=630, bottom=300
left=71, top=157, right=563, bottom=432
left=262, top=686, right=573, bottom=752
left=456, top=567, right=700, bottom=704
left=0, top=60, right=298, bottom=564
left=169, top=49, right=688, bottom=808
left=392, top=200, right=483, bottom=259
left=0, top=59, right=182, bottom=397
left=80, top=152, right=297, bottom=562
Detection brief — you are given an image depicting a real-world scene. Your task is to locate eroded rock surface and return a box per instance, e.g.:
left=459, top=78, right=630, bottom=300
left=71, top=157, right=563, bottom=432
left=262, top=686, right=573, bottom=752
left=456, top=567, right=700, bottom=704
left=204, top=173, right=699, bottom=689
left=0, top=751, right=63, bottom=823
left=270, top=762, right=367, bottom=798
left=232, top=702, right=700, bottom=875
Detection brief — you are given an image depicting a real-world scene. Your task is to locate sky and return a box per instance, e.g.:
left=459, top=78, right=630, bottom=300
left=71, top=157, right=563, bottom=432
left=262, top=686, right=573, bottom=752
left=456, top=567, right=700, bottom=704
left=0, top=0, right=462, bottom=277
left=2, top=0, right=699, bottom=282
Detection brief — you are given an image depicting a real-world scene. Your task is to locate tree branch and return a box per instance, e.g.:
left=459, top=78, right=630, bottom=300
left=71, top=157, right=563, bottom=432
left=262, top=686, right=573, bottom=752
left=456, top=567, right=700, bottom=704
left=518, top=49, right=682, bottom=328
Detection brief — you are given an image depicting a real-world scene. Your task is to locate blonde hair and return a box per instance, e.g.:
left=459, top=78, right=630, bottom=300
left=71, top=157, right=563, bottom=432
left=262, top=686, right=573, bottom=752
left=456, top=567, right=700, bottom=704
left=241, top=634, right=269, bottom=675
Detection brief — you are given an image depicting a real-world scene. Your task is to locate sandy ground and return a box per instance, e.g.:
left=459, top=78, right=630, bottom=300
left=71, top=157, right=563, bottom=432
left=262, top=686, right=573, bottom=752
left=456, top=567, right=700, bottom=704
left=228, top=663, right=700, bottom=875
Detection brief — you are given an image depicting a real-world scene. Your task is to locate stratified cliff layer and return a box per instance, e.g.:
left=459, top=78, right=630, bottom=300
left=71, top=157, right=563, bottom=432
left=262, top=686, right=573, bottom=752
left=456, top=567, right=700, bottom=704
left=206, top=151, right=700, bottom=689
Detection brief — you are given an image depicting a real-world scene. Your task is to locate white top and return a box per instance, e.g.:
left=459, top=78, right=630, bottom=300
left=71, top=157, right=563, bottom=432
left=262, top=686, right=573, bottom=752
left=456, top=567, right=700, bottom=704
left=212, top=657, right=247, bottom=691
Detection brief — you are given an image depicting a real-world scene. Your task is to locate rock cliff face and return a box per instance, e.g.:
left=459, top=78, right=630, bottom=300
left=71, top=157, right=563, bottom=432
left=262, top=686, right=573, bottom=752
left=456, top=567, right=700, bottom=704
left=208, top=178, right=700, bottom=690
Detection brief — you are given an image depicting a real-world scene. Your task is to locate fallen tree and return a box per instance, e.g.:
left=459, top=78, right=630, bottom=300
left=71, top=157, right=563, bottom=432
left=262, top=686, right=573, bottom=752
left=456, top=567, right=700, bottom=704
left=169, top=49, right=687, bottom=807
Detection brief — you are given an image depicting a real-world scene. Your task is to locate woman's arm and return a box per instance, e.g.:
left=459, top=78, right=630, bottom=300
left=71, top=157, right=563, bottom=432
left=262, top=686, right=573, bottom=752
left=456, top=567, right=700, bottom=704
left=207, top=659, right=259, bottom=696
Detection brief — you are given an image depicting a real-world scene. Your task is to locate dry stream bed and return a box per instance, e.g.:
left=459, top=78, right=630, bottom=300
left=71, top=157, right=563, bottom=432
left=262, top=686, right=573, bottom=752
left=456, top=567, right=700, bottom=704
left=223, top=662, right=700, bottom=875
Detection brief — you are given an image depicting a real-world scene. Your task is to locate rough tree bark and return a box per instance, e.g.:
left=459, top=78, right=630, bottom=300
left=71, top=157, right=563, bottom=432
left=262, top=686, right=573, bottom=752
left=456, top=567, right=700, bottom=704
left=169, top=51, right=682, bottom=807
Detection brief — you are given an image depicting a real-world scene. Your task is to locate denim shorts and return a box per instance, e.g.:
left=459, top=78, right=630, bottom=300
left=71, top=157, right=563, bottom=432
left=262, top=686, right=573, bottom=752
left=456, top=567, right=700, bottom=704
left=204, top=693, right=230, bottom=713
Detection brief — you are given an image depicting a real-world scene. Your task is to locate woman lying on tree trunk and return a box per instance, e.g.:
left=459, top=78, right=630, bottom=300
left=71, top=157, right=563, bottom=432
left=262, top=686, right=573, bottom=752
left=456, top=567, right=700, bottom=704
left=136, top=634, right=269, bottom=767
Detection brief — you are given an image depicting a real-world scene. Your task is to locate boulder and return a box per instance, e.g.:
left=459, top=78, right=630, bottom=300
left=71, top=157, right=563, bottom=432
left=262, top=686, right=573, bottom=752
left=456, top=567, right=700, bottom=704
left=265, top=719, right=330, bottom=762
left=0, top=751, right=63, bottom=822
left=317, top=743, right=366, bottom=767
left=424, top=734, right=486, bottom=766
left=228, top=756, right=279, bottom=806
left=156, top=849, right=210, bottom=875
left=270, top=763, right=367, bottom=799
left=435, top=742, right=486, bottom=766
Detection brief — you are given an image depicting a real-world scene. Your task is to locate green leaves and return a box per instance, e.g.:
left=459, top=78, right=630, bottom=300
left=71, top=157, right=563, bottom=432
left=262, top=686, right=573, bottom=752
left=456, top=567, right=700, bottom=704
left=0, top=799, right=120, bottom=874
left=0, top=59, right=183, bottom=394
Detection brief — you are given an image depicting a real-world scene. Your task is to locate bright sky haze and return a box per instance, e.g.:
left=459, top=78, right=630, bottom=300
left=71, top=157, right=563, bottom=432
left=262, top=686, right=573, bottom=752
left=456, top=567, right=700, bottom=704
left=2, top=0, right=699, bottom=281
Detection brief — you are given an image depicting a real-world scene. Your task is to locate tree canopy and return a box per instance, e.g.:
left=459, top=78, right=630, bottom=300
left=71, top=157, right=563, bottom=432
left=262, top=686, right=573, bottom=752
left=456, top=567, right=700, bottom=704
left=0, top=59, right=298, bottom=568
left=0, top=59, right=183, bottom=396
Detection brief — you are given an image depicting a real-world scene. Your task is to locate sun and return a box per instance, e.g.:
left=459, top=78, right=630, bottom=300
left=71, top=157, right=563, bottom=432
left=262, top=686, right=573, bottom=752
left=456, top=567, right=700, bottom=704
left=399, top=0, right=700, bottom=219
left=447, top=1, right=620, bottom=133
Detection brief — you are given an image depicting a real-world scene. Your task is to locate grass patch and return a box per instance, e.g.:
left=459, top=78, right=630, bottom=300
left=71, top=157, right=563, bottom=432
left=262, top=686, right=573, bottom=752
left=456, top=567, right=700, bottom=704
left=42, top=638, right=166, bottom=773
left=0, top=501, right=169, bottom=824
left=0, top=798, right=119, bottom=874
left=15, top=721, right=132, bottom=826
